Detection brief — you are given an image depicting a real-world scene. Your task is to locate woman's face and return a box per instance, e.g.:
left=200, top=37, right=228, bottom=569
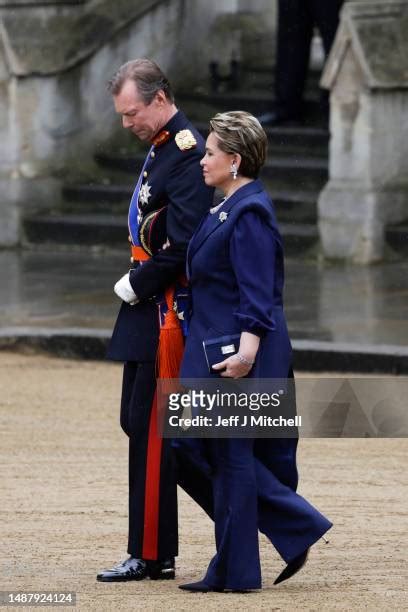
left=200, top=132, right=235, bottom=191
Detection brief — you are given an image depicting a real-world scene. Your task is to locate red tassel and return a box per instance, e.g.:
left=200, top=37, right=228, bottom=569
left=157, top=287, right=184, bottom=379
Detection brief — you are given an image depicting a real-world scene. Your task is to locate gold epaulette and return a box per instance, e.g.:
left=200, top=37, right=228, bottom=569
left=175, top=129, right=197, bottom=151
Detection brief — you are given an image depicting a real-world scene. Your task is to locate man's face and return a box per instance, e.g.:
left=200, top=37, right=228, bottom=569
left=113, top=79, right=165, bottom=141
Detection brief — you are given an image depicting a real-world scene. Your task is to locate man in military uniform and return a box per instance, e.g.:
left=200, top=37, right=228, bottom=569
left=97, top=59, right=213, bottom=582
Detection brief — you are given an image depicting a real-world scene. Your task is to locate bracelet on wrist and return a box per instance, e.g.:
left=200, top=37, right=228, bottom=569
left=234, top=352, right=255, bottom=367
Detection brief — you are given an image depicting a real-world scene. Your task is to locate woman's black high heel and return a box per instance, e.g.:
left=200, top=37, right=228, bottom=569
left=274, top=549, right=309, bottom=585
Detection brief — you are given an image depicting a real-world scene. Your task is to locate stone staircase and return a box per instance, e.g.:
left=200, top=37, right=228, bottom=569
left=22, top=66, right=406, bottom=257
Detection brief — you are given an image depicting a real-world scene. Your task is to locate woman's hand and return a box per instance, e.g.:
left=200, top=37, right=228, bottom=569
left=212, top=355, right=252, bottom=378
left=212, top=331, right=260, bottom=378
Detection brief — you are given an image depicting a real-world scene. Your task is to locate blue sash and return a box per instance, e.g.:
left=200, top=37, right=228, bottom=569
left=127, top=144, right=190, bottom=337
left=128, top=145, right=155, bottom=246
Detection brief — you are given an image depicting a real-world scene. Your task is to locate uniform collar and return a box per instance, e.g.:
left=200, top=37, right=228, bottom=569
left=150, top=110, right=189, bottom=147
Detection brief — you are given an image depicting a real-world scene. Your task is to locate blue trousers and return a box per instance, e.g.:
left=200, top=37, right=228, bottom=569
left=204, top=438, right=262, bottom=590
left=175, top=437, right=332, bottom=590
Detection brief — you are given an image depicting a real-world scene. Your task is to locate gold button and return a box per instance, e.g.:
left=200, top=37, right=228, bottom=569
left=143, top=171, right=148, bottom=178
left=150, top=151, right=155, bottom=158
left=130, top=256, right=134, bottom=263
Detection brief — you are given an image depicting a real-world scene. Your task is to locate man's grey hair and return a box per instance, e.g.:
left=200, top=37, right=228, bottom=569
left=107, top=58, right=175, bottom=104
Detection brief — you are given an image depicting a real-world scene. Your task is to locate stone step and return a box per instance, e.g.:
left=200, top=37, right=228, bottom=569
left=200, top=64, right=323, bottom=94
left=60, top=184, right=318, bottom=223
left=23, top=212, right=406, bottom=258
left=274, top=191, right=317, bottom=223
left=177, top=90, right=324, bottom=123
left=192, top=121, right=329, bottom=157
left=22, top=213, right=319, bottom=254
left=94, top=152, right=328, bottom=191
left=239, top=64, right=323, bottom=89
left=94, top=124, right=329, bottom=166
left=23, top=210, right=408, bottom=256
left=23, top=214, right=128, bottom=248
left=279, top=223, right=319, bottom=255
left=62, top=183, right=132, bottom=204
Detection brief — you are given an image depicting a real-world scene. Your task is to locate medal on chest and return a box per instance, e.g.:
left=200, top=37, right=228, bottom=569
left=139, top=181, right=152, bottom=206
left=137, top=181, right=152, bottom=222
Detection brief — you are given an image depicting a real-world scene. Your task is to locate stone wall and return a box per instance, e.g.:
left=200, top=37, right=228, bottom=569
left=0, top=0, right=278, bottom=246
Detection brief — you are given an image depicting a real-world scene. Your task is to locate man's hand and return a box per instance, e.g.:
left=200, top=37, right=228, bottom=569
left=114, top=273, right=139, bottom=305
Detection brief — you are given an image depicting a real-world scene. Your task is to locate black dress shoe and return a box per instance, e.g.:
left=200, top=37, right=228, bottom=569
left=147, top=557, right=175, bottom=580
left=179, top=580, right=223, bottom=593
left=97, top=557, right=148, bottom=582
left=97, top=557, right=175, bottom=582
left=274, top=549, right=309, bottom=585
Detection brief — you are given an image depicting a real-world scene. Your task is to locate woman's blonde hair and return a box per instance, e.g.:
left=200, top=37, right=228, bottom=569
left=209, top=111, right=267, bottom=178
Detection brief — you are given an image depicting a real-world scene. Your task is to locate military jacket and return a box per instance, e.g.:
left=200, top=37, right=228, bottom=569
left=107, top=110, right=214, bottom=362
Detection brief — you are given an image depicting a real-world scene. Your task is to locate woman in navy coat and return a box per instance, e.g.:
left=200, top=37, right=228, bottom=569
left=177, top=111, right=332, bottom=592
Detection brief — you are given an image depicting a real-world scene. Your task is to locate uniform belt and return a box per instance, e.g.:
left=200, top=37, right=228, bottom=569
left=131, top=245, right=150, bottom=263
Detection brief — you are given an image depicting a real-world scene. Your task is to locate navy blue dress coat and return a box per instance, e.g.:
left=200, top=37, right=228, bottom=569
left=181, top=179, right=292, bottom=380
left=176, top=180, right=332, bottom=590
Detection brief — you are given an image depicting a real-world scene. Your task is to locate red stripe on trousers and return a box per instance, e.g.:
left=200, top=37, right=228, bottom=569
left=142, top=390, right=163, bottom=560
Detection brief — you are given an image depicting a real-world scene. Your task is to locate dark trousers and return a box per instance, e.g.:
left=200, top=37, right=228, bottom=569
left=203, top=438, right=262, bottom=590
left=120, top=361, right=178, bottom=561
left=175, top=436, right=332, bottom=589
left=276, top=0, right=344, bottom=115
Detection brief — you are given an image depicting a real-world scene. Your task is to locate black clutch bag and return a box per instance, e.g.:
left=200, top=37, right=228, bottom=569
left=202, top=334, right=240, bottom=373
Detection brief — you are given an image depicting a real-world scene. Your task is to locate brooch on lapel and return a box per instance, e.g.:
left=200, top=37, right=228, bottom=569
left=219, top=211, right=228, bottom=222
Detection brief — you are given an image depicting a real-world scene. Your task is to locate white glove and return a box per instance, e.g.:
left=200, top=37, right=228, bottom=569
left=114, top=273, right=139, bottom=305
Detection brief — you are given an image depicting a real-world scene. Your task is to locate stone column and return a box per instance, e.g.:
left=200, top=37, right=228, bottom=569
left=318, top=1, right=408, bottom=263
left=0, top=49, right=20, bottom=246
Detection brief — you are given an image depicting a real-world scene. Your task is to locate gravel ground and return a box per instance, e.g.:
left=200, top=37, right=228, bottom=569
left=0, top=350, right=407, bottom=611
